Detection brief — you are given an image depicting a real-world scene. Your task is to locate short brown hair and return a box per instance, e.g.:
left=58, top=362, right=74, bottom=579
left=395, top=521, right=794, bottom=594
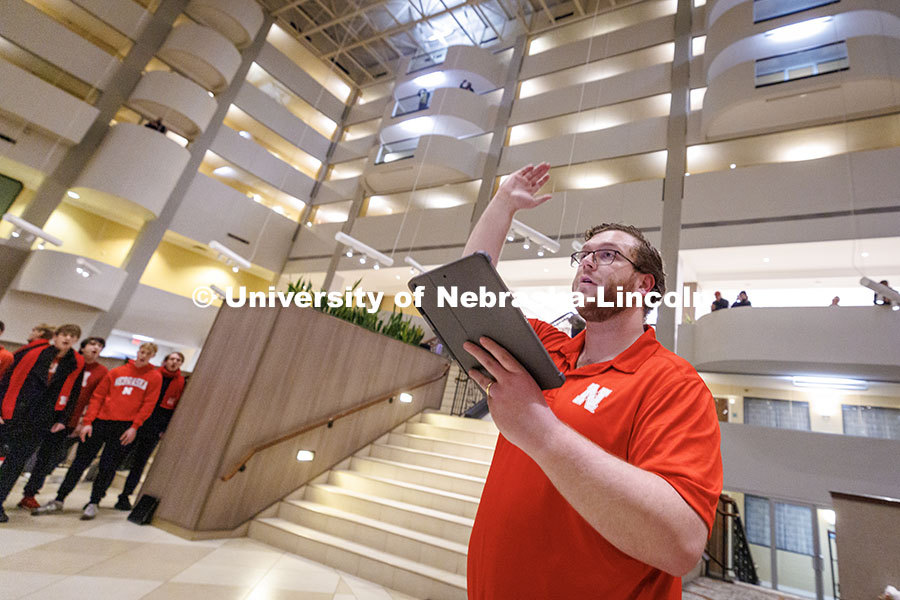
left=165, top=351, right=185, bottom=363
left=139, top=342, right=159, bottom=356
left=34, top=323, right=55, bottom=340
left=584, top=223, right=666, bottom=316
left=54, top=324, right=82, bottom=339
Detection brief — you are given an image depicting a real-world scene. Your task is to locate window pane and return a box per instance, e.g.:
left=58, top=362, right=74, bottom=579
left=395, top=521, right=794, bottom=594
left=754, top=0, right=840, bottom=23
left=775, top=502, right=814, bottom=555
left=744, top=398, right=811, bottom=430
left=746, top=495, right=771, bottom=546
left=842, top=405, right=900, bottom=440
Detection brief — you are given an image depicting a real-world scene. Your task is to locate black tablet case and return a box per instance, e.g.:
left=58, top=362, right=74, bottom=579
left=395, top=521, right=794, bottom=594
left=409, top=253, right=565, bottom=390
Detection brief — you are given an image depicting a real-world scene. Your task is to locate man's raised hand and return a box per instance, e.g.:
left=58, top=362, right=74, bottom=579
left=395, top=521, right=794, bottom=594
left=495, top=163, right=552, bottom=212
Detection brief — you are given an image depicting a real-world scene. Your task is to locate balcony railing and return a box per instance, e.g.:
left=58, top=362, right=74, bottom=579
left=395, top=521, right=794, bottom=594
left=753, top=0, right=839, bottom=23
left=375, top=137, right=418, bottom=165
left=407, top=47, right=448, bottom=74
left=393, top=90, right=431, bottom=117
left=755, top=41, right=849, bottom=87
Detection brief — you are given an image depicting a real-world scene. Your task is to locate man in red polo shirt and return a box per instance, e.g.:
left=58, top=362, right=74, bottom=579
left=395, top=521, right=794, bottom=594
left=461, top=163, right=723, bottom=599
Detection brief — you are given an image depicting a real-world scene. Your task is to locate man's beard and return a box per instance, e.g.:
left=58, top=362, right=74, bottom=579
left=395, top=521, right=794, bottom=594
left=574, top=272, right=640, bottom=324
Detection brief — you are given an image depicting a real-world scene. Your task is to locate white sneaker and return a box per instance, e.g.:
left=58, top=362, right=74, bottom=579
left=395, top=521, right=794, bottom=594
left=32, top=500, right=64, bottom=516
left=81, top=503, right=98, bottom=520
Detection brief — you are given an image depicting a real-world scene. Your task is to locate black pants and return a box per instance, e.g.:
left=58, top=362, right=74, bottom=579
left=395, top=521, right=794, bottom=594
left=121, top=426, right=162, bottom=498
left=56, top=420, right=131, bottom=505
left=0, top=424, right=47, bottom=505
left=23, top=429, right=70, bottom=497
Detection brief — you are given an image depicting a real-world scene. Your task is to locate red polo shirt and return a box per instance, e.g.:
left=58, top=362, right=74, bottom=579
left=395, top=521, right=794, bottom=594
left=467, top=320, right=723, bottom=600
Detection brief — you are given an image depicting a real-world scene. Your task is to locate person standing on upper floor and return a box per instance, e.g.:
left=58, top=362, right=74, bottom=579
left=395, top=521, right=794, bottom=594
left=16, top=337, right=108, bottom=510
left=732, top=291, right=751, bottom=308
left=116, top=351, right=186, bottom=511
left=830, top=296, right=841, bottom=307
left=0, top=324, right=84, bottom=524
left=33, top=342, right=161, bottom=520
left=874, top=280, right=894, bottom=306
left=710, top=291, right=729, bottom=312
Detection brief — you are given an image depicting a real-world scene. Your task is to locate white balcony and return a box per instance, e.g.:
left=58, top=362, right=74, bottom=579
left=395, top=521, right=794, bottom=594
left=678, top=306, right=900, bottom=381
left=185, top=0, right=264, bottom=48
left=380, top=87, right=498, bottom=144
left=394, top=46, right=505, bottom=100
left=71, top=123, right=191, bottom=226
left=10, top=250, right=127, bottom=311
left=115, top=284, right=218, bottom=350
left=171, top=173, right=296, bottom=273
left=0, top=60, right=99, bottom=144
left=365, top=135, right=485, bottom=194
left=128, top=70, right=217, bottom=138
left=702, top=7, right=900, bottom=138
left=158, top=22, right=241, bottom=92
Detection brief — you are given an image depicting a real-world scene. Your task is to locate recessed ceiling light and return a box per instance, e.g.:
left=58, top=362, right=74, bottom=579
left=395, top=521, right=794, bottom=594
left=861, top=252, right=869, bottom=258
left=66, top=190, right=80, bottom=199
left=729, top=163, right=737, bottom=170
left=684, top=172, right=691, bottom=177
left=213, top=166, right=234, bottom=177
left=238, top=130, right=252, bottom=140
left=762, top=257, right=770, bottom=263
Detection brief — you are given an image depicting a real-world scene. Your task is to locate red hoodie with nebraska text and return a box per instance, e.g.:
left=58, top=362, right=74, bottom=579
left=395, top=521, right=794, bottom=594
left=83, top=361, right=162, bottom=429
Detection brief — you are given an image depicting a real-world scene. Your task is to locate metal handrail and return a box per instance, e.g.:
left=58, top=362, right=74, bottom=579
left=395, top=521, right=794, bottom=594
left=221, top=364, right=450, bottom=481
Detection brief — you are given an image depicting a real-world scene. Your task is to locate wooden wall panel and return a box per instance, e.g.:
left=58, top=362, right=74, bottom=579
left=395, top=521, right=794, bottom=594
left=141, top=305, right=448, bottom=534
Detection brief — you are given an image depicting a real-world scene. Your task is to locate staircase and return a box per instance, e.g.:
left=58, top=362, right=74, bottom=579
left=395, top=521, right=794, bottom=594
left=248, top=410, right=498, bottom=600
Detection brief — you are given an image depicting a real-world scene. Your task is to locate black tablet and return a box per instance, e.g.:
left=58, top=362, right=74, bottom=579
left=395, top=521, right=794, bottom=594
left=409, top=252, right=565, bottom=390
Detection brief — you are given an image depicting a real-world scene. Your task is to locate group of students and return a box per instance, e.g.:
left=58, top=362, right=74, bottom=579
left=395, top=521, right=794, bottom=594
left=0, top=321, right=185, bottom=523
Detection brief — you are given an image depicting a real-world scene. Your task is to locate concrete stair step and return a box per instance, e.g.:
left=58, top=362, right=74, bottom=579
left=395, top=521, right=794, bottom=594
left=250, top=517, right=467, bottom=600
left=419, top=411, right=499, bottom=435
left=277, top=499, right=468, bottom=574
left=303, top=482, right=474, bottom=545
left=367, top=443, right=491, bottom=479
left=349, top=455, right=486, bottom=498
left=328, top=469, right=480, bottom=519
left=404, top=421, right=498, bottom=447
left=386, top=431, right=496, bottom=462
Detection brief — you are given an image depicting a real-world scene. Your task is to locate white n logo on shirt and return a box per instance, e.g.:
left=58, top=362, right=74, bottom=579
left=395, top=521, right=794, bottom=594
left=572, top=383, right=612, bottom=414
left=122, top=386, right=134, bottom=395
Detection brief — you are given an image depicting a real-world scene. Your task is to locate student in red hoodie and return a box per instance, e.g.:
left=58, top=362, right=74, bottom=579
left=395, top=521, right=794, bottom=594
left=35, top=342, right=161, bottom=520
left=16, top=337, right=108, bottom=510
left=116, top=351, right=185, bottom=510
left=0, top=321, right=14, bottom=380
left=0, top=324, right=83, bottom=524
left=0, top=323, right=53, bottom=453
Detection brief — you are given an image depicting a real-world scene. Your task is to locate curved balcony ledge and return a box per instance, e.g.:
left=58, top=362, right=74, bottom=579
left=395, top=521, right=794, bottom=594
left=364, top=135, right=484, bottom=194
left=380, top=87, right=496, bottom=144
left=11, top=250, right=127, bottom=311
left=185, top=0, right=264, bottom=48
left=678, top=306, right=900, bottom=381
left=128, top=70, right=217, bottom=138
left=706, top=8, right=900, bottom=84
left=702, top=36, right=900, bottom=139
left=159, top=22, right=241, bottom=92
left=394, top=46, right=505, bottom=100
left=705, top=0, right=887, bottom=66
left=72, top=123, right=191, bottom=226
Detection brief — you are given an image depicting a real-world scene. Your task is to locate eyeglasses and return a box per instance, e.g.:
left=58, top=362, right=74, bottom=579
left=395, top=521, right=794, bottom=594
left=570, top=248, right=639, bottom=269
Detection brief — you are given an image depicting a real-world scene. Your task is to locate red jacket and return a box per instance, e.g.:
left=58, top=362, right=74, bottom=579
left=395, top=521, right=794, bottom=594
left=0, top=345, right=12, bottom=380
left=157, top=367, right=185, bottom=410
left=83, top=361, right=162, bottom=429
left=66, top=360, right=109, bottom=429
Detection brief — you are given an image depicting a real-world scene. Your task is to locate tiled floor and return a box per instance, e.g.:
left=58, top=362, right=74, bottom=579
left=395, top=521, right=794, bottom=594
left=0, top=470, right=418, bottom=600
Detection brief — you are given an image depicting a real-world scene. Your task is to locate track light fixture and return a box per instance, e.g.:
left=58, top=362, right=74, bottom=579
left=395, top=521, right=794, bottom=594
left=2, top=214, right=63, bottom=246
left=404, top=256, right=427, bottom=275
left=334, top=231, right=394, bottom=268
left=510, top=219, right=560, bottom=255
left=209, top=240, right=251, bottom=270
left=74, top=258, right=100, bottom=279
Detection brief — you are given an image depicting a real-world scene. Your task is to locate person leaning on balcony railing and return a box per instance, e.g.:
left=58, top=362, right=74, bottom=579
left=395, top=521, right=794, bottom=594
left=461, top=163, right=724, bottom=599
left=874, top=280, right=894, bottom=306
